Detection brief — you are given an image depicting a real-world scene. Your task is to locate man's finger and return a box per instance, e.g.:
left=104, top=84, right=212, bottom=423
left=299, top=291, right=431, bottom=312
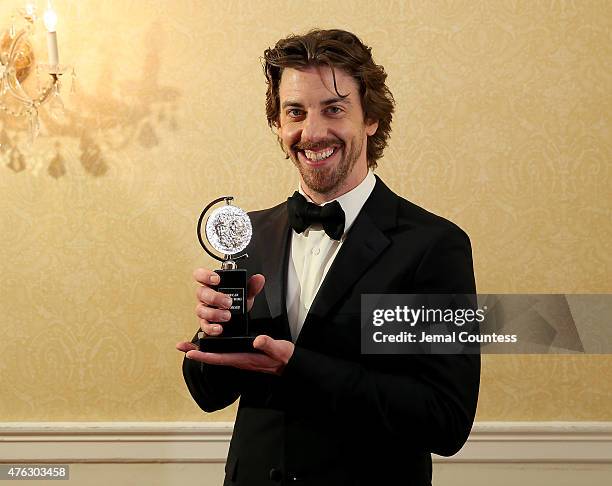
left=184, top=349, right=282, bottom=374
left=193, top=268, right=221, bottom=286
left=185, top=350, right=255, bottom=366
left=200, top=319, right=224, bottom=336
left=176, top=341, right=198, bottom=352
left=196, top=303, right=232, bottom=323
left=197, top=286, right=233, bottom=309
left=186, top=350, right=226, bottom=364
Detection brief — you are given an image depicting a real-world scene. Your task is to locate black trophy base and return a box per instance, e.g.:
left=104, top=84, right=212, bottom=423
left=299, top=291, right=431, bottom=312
left=200, top=267, right=258, bottom=353
left=198, top=335, right=259, bottom=353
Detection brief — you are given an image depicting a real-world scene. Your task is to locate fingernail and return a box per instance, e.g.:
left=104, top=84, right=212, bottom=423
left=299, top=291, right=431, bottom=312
left=224, top=297, right=232, bottom=308
left=210, top=274, right=220, bottom=284
left=213, top=325, right=222, bottom=333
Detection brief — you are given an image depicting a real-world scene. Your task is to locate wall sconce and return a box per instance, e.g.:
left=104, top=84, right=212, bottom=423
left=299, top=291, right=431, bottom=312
left=0, top=1, right=73, bottom=141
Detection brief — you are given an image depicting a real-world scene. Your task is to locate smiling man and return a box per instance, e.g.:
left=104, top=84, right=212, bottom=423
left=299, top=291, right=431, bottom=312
left=178, top=29, right=480, bottom=486
left=279, top=65, right=378, bottom=201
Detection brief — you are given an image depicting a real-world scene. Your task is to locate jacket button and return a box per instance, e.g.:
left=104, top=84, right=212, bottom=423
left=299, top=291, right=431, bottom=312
left=269, top=468, right=283, bottom=482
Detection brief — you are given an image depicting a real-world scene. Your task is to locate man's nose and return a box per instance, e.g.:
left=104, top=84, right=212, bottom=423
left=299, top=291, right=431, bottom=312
left=300, top=112, right=328, bottom=143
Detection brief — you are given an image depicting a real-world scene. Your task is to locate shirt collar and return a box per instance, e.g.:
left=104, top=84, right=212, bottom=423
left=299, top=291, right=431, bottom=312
left=298, top=170, right=376, bottom=237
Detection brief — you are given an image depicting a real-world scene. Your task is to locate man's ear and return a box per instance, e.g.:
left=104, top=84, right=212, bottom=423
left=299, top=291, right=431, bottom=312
left=272, top=117, right=281, bottom=132
left=365, top=118, right=379, bottom=137
left=270, top=120, right=281, bottom=142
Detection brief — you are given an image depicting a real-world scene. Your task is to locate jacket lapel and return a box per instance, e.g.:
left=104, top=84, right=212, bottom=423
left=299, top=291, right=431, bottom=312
left=301, top=177, right=397, bottom=327
left=258, top=205, right=291, bottom=321
left=257, top=177, right=398, bottom=336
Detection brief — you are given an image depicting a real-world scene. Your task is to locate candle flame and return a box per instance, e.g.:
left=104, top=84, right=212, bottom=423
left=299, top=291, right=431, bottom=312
left=43, top=2, right=58, bottom=32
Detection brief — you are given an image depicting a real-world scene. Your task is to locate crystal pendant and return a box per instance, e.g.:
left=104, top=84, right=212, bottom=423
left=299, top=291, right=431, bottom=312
left=48, top=152, right=66, bottom=179
left=48, top=84, right=65, bottom=121
left=8, top=148, right=26, bottom=172
left=28, top=107, right=40, bottom=142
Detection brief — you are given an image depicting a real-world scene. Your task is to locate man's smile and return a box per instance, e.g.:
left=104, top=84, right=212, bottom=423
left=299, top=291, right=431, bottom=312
left=297, top=145, right=342, bottom=167
left=304, top=147, right=335, bottom=161
left=293, top=141, right=344, bottom=166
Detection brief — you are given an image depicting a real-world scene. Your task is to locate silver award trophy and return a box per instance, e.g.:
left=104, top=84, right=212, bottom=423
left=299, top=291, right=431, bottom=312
left=196, top=196, right=256, bottom=353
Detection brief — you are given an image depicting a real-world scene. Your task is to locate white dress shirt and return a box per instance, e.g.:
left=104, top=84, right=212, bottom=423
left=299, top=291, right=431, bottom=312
left=286, top=170, right=376, bottom=341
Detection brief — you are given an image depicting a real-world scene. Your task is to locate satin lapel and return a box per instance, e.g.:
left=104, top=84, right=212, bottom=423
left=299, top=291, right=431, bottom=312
left=258, top=204, right=291, bottom=320
left=303, top=178, right=396, bottom=326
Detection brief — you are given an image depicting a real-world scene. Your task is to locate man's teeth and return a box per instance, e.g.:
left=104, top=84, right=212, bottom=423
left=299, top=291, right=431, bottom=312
left=304, top=147, right=335, bottom=161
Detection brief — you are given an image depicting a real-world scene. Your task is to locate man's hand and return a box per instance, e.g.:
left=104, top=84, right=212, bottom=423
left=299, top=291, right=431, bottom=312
left=191, top=268, right=265, bottom=337
left=176, top=335, right=294, bottom=376
left=176, top=268, right=293, bottom=375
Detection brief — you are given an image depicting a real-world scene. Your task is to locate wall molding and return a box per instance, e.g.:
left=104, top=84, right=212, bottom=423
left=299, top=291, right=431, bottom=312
left=1, top=422, right=611, bottom=464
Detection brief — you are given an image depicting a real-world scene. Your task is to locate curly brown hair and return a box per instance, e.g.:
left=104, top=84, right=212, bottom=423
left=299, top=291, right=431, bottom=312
left=262, top=29, right=395, bottom=169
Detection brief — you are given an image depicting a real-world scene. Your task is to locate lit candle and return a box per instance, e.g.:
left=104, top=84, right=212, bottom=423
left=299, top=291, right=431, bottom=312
left=44, top=1, right=59, bottom=67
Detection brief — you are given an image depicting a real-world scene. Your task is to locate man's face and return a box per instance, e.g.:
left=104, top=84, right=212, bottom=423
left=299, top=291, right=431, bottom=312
left=277, top=65, right=378, bottom=201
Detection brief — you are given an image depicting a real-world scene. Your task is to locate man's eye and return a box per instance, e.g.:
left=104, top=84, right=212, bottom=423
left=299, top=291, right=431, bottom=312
left=287, top=109, right=303, bottom=117
left=326, top=106, right=342, bottom=114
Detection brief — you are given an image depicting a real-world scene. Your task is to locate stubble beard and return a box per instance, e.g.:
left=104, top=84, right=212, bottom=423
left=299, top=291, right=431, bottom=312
left=289, top=131, right=365, bottom=197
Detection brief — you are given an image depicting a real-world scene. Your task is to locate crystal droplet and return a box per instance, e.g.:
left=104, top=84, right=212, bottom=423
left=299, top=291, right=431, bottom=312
left=28, top=108, right=40, bottom=142
left=48, top=88, right=65, bottom=121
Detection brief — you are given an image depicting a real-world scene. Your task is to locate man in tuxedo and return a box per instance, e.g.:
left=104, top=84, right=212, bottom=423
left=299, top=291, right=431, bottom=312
left=177, top=29, right=480, bottom=485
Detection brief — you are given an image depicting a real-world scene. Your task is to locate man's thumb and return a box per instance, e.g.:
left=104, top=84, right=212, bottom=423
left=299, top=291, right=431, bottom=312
left=247, top=274, right=266, bottom=310
left=253, top=335, right=280, bottom=358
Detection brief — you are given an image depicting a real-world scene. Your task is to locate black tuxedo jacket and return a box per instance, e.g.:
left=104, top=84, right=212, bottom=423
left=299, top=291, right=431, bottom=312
left=183, top=176, right=480, bottom=486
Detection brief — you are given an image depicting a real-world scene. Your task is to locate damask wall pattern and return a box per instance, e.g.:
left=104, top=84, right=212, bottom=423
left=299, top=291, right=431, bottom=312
left=0, top=1, right=609, bottom=421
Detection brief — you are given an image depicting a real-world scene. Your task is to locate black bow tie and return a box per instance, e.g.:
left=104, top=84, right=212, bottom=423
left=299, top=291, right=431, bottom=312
left=287, top=191, right=345, bottom=240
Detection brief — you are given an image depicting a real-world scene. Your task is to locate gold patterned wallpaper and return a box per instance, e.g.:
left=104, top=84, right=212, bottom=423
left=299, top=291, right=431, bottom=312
left=0, top=1, right=610, bottom=422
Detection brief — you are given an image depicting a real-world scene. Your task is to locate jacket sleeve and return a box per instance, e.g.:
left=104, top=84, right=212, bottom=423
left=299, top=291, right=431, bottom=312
left=182, top=331, right=244, bottom=413
left=281, top=226, right=480, bottom=456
